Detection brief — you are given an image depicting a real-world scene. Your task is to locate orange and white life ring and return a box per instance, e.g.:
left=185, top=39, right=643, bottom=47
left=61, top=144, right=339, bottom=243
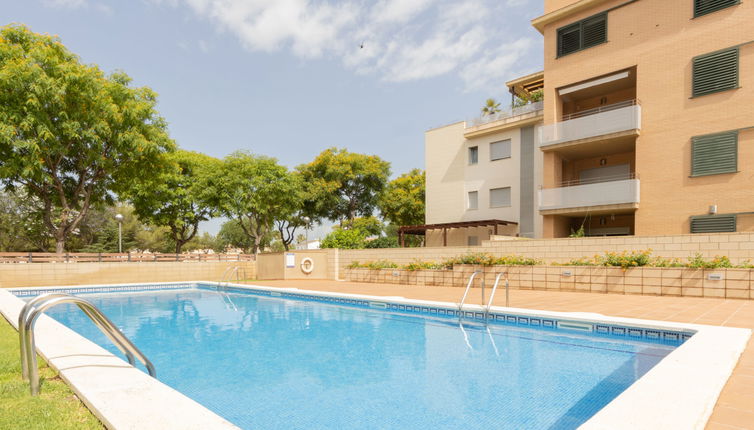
left=300, top=257, right=314, bottom=274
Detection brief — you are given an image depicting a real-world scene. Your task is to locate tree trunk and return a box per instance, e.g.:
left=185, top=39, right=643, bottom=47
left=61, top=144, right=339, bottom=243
left=175, top=242, right=182, bottom=255
left=55, top=239, right=65, bottom=254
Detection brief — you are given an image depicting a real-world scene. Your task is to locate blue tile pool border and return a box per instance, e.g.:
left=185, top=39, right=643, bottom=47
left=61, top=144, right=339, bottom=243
left=11, top=282, right=694, bottom=346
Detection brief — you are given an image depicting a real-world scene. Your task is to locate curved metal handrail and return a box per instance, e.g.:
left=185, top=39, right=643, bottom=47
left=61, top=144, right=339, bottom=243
left=486, top=272, right=509, bottom=317
left=458, top=271, right=483, bottom=311
left=19, top=293, right=156, bottom=395
left=219, top=265, right=241, bottom=288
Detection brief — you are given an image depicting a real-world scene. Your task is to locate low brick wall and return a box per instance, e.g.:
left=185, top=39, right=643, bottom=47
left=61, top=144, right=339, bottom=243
left=343, top=265, right=753, bottom=300
left=338, top=232, right=754, bottom=273
left=0, top=261, right=257, bottom=288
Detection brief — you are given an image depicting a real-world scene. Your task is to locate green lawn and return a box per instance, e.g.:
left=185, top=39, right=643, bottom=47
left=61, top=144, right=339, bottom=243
left=0, top=316, right=103, bottom=430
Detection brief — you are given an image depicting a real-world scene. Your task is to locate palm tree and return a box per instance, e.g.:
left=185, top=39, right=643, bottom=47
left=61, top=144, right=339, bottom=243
left=481, top=98, right=501, bottom=116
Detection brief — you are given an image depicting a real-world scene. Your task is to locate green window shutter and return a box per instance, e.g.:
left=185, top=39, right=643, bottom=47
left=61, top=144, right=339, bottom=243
left=690, top=214, right=736, bottom=233
left=694, top=0, right=739, bottom=18
left=557, top=23, right=581, bottom=56
left=692, top=48, right=738, bottom=97
left=557, top=13, right=607, bottom=57
left=691, top=130, right=738, bottom=176
left=582, top=14, right=607, bottom=49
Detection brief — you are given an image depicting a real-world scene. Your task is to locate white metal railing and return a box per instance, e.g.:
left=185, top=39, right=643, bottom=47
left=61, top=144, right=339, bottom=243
left=466, top=100, right=544, bottom=128
left=539, top=179, right=640, bottom=211
left=539, top=102, right=641, bottom=147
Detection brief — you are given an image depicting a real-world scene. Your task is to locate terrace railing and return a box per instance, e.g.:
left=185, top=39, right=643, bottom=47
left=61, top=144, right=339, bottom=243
left=0, top=252, right=255, bottom=264
left=466, top=100, right=544, bottom=128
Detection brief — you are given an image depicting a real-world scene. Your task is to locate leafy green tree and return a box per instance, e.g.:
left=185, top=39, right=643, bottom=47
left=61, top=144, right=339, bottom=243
left=201, top=151, right=301, bottom=254
left=217, top=219, right=255, bottom=252
left=127, top=150, right=219, bottom=254
left=340, top=216, right=383, bottom=236
left=379, top=169, right=425, bottom=227
left=481, top=98, right=501, bottom=116
left=320, top=228, right=368, bottom=249
left=0, top=190, right=50, bottom=251
left=297, top=148, right=390, bottom=223
left=0, top=25, right=175, bottom=253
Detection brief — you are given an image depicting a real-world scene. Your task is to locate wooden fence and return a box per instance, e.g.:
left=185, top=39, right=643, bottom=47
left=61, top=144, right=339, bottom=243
left=0, top=252, right=255, bottom=264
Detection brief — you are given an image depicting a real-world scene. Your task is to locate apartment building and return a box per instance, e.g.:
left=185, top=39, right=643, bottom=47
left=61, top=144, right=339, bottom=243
left=422, top=0, right=753, bottom=243
left=536, top=0, right=754, bottom=237
left=423, top=74, right=545, bottom=246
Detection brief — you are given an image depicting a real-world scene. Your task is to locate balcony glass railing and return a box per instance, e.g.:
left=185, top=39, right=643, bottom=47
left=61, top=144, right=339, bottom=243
left=539, top=100, right=641, bottom=147
left=466, top=101, right=544, bottom=128
left=539, top=178, right=640, bottom=211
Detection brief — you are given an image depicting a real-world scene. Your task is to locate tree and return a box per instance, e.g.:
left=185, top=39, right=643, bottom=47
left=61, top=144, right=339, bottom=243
left=0, top=190, right=51, bottom=251
left=379, top=169, right=425, bottom=227
left=127, top=150, right=219, bottom=254
left=201, top=151, right=301, bottom=254
left=320, top=228, right=367, bottom=249
left=297, top=148, right=390, bottom=223
left=340, top=216, right=383, bottom=236
left=481, top=98, right=501, bottom=116
left=0, top=25, right=175, bottom=253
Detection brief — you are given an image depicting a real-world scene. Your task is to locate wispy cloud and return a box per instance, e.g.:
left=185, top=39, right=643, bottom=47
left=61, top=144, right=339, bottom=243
left=135, top=0, right=541, bottom=91
left=44, top=0, right=87, bottom=7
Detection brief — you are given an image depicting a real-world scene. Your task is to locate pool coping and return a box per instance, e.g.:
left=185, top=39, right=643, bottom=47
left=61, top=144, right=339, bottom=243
left=2, top=281, right=751, bottom=430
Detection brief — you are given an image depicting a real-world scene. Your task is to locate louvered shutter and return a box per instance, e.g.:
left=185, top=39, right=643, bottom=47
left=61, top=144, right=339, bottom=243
left=694, top=0, right=739, bottom=18
left=691, top=130, right=738, bottom=176
left=692, top=48, right=739, bottom=97
left=582, top=15, right=607, bottom=49
left=691, top=215, right=736, bottom=233
left=557, top=23, right=581, bottom=56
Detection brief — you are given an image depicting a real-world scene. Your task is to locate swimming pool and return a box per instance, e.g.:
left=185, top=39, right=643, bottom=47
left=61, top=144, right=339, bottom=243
left=15, top=282, right=692, bottom=429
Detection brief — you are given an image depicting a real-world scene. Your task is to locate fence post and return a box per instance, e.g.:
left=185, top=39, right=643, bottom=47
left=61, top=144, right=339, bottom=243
left=65, top=252, right=69, bottom=263
left=127, top=252, right=131, bottom=262
left=98, top=252, right=102, bottom=263
left=28, top=252, right=33, bottom=263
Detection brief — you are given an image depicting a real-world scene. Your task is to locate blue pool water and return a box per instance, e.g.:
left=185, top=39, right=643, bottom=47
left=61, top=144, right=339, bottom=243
left=39, top=285, right=682, bottom=429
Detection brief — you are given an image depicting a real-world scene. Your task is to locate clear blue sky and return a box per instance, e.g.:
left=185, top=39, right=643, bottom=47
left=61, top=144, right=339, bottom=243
left=2, top=0, right=543, bottom=235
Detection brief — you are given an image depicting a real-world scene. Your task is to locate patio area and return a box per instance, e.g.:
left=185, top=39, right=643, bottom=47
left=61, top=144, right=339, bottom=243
left=245, top=280, right=754, bottom=430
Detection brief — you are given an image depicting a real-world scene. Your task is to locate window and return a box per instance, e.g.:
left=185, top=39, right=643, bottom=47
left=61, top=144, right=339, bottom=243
left=467, top=236, right=479, bottom=246
left=691, top=130, right=738, bottom=176
left=468, top=146, right=478, bottom=165
left=692, top=48, right=739, bottom=97
left=557, top=13, right=607, bottom=57
left=467, top=191, right=478, bottom=210
left=490, top=140, right=511, bottom=161
left=691, top=214, right=736, bottom=233
left=694, top=0, right=739, bottom=18
left=489, top=187, right=511, bottom=208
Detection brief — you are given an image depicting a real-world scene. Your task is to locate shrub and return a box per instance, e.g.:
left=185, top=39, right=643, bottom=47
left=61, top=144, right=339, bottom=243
left=364, top=236, right=399, bottom=249
left=686, top=253, right=733, bottom=269
left=596, top=250, right=652, bottom=269
left=320, top=228, right=367, bottom=249
left=560, top=256, right=598, bottom=266
left=403, top=260, right=445, bottom=271
left=494, top=255, right=541, bottom=266
left=364, top=260, right=399, bottom=269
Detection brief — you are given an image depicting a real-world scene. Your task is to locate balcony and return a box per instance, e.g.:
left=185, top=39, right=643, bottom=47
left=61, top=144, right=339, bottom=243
left=464, top=101, right=544, bottom=137
left=539, top=100, right=641, bottom=148
left=539, top=176, right=640, bottom=213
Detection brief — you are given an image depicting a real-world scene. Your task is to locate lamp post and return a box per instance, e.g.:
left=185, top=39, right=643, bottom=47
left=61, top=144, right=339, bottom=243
left=114, top=213, right=124, bottom=253
left=302, top=216, right=311, bottom=249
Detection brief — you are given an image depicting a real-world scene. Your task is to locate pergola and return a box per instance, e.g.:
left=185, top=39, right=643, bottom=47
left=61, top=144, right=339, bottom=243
left=397, top=219, right=518, bottom=247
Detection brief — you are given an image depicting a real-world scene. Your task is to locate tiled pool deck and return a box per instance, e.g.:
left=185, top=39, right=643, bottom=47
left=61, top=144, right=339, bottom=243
left=243, top=280, right=754, bottom=430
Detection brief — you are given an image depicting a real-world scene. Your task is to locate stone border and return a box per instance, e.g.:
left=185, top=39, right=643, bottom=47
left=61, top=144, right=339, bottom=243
left=0, top=286, right=239, bottom=430
left=2, top=281, right=750, bottom=430
left=343, top=265, right=754, bottom=299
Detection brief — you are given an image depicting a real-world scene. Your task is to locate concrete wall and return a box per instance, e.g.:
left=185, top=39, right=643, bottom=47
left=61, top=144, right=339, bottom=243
left=0, top=261, right=257, bottom=288
left=540, top=0, right=754, bottom=236
left=343, top=265, right=754, bottom=299
left=340, top=232, right=754, bottom=271
left=256, top=249, right=338, bottom=281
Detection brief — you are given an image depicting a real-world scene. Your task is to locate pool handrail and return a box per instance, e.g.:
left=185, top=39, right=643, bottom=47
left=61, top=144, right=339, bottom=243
left=458, top=270, right=483, bottom=311
left=18, top=293, right=156, bottom=395
left=485, top=272, right=509, bottom=318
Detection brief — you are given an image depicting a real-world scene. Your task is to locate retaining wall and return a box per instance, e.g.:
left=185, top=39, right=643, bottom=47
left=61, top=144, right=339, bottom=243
left=0, top=261, right=257, bottom=288
left=343, top=265, right=754, bottom=299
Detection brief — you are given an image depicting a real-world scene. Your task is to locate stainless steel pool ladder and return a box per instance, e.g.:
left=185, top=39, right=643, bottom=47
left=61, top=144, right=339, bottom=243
left=458, top=271, right=484, bottom=312
left=485, top=272, right=510, bottom=317
left=219, top=265, right=243, bottom=288
left=18, top=293, right=156, bottom=396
